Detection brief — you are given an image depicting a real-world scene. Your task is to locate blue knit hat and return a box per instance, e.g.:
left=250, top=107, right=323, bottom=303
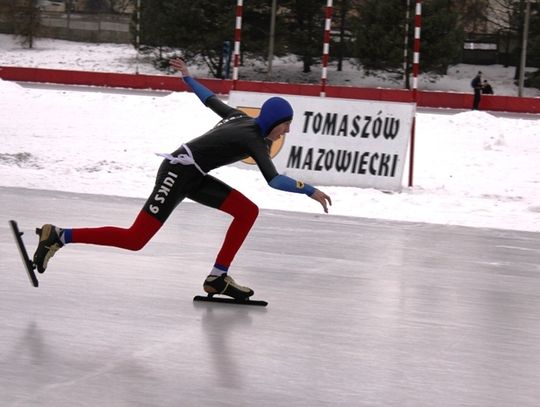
left=255, top=97, right=293, bottom=136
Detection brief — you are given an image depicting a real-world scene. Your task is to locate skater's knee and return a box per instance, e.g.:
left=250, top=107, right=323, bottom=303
left=221, top=190, right=259, bottom=222
left=126, top=239, right=148, bottom=251
left=124, top=211, right=162, bottom=250
left=234, top=191, right=259, bottom=221
left=233, top=195, right=259, bottom=223
left=244, top=200, right=259, bottom=222
left=122, top=228, right=153, bottom=251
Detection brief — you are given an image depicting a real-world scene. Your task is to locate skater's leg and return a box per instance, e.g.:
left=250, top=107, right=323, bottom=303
left=71, top=210, right=162, bottom=251
left=188, top=176, right=259, bottom=271
left=68, top=162, right=204, bottom=250
left=33, top=210, right=162, bottom=273
left=33, top=161, right=203, bottom=272
left=214, top=189, right=259, bottom=270
left=188, top=176, right=258, bottom=299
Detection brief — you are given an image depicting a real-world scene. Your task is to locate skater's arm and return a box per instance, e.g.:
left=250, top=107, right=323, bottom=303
left=252, top=145, right=332, bottom=213
left=269, top=174, right=332, bottom=214
left=170, top=58, right=213, bottom=103
left=308, top=188, right=332, bottom=214
left=170, top=58, right=234, bottom=118
left=268, top=174, right=315, bottom=195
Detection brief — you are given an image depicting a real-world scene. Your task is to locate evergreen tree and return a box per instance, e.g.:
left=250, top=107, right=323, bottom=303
left=335, top=0, right=357, bottom=71
left=136, top=0, right=236, bottom=77
left=135, top=0, right=290, bottom=78
left=352, top=0, right=406, bottom=72
left=133, top=0, right=354, bottom=77
left=528, top=2, right=540, bottom=67
left=352, top=0, right=463, bottom=76
left=242, top=0, right=278, bottom=57
left=136, top=0, right=170, bottom=58
left=421, top=0, right=464, bottom=74
left=283, top=0, right=327, bottom=73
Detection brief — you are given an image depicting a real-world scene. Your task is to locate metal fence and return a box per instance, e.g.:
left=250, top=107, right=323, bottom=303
left=39, top=11, right=131, bottom=43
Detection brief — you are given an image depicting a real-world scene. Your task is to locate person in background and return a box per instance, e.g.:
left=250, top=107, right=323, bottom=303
left=482, top=80, right=494, bottom=95
left=471, top=71, right=483, bottom=110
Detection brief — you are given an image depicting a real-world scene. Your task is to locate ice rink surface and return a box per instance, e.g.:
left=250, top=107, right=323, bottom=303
left=1, top=186, right=540, bottom=407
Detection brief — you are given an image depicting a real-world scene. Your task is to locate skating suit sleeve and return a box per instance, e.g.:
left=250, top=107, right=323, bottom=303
left=183, top=76, right=236, bottom=119
left=250, top=141, right=315, bottom=196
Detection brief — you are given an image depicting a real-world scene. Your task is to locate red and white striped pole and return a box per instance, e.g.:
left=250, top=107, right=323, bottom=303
left=411, top=0, right=422, bottom=102
left=408, top=0, right=422, bottom=187
left=320, top=0, right=333, bottom=97
left=232, top=0, right=243, bottom=90
left=403, top=0, right=411, bottom=87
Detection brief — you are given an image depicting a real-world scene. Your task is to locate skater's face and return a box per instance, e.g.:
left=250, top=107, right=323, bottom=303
left=267, top=120, right=291, bottom=141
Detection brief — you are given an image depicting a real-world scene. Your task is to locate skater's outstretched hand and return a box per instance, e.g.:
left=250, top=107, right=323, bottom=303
left=310, top=189, right=332, bottom=213
left=170, top=58, right=190, bottom=77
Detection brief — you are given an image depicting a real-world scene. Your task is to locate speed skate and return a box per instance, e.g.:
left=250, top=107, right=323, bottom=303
left=193, top=294, right=268, bottom=307
left=9, top=220, right=39, bottom=287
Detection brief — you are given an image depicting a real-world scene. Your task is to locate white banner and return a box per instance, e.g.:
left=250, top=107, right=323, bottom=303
left=229, top=91, right=415, bottom=191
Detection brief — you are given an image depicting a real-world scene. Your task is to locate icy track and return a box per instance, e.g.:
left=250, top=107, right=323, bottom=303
left=2, top=187, right=540, bottom=407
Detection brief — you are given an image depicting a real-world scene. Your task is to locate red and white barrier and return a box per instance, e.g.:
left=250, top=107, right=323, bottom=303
left=1, top=66, right=538, bottom=114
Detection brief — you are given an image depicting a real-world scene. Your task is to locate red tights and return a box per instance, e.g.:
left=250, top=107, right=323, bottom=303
left=214, top=190, right=259, bottom=269
left=71, top=210, right=162, bottom=251
left=70, top=190, right=259, bottom=269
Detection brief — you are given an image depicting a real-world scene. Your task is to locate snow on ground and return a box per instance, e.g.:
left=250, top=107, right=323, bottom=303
left=1, top=34, right=539, bottom=232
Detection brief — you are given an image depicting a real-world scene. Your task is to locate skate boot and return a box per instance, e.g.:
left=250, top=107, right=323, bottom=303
left=33, top=224, right=64, bottom=273
left=203, top=273, right=254, bottom=300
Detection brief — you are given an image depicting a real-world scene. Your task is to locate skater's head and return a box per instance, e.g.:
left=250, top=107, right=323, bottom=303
left=255, top=97, right=293, bottom=139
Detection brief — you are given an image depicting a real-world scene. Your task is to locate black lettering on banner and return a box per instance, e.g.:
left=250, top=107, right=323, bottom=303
left=286, top=145, right=399, bottom=178
left=338, top=115, right=348, bottom=137
left=351, top=116, right=361, bottom=137
left=301, top=110, right=402, bottom=140
left=352, top=151, right=359, bottom=169
left=287, top=145, right=303, bottom=168
left=358, top=152, right=369, bottom=174
left=379, top=153, right=391, bottom=176
left=302, top=112, right=314, bottom=133
left=372, top=116, right=382, bottom=138
left=384, top=118, right=400, bottom=139
left=322, top=113, right=337, bottom=135
left=324, top=150, right=335, bottom=170
left=313, top=113, right=322, bottom=133
left=336, top=150, right=352, bottom=172
left=391, top=154, right=398, bottom=175
left=315, top=149, right=325, bottom=171
left=369, top=153, right=379, bottom=175
left=302, top=148, right=313, bottom=170
left=362, top=116, right=371, bottom=138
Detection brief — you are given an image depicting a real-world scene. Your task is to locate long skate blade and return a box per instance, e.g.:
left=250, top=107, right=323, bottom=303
left=9, top=220, right=39, bottom=288
left=193, top=295, right=267, bottom=307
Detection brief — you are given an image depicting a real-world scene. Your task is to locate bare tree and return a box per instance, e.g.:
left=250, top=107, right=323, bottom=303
left=14, top=0, right=40, bottom=49
left=486, top=0, right=525, bottom=77
left=452, top=0, right=490, bottom=33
